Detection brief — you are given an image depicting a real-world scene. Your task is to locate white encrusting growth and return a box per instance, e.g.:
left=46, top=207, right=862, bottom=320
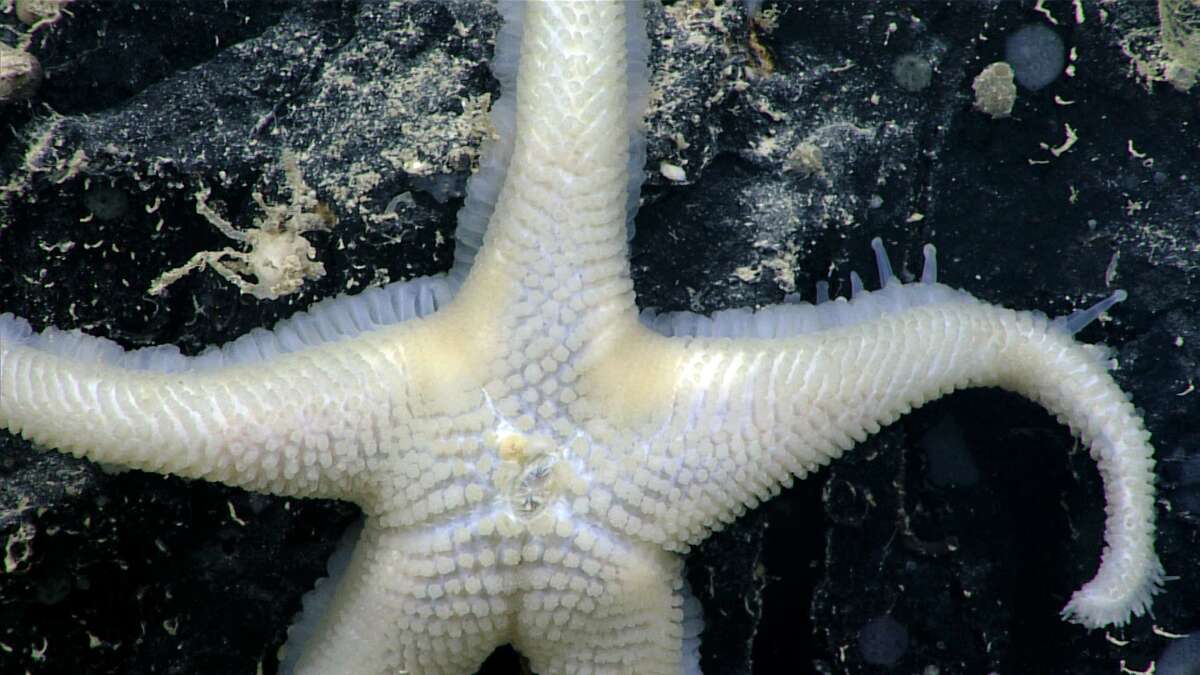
left=0, top=1, right=1164, bottom=673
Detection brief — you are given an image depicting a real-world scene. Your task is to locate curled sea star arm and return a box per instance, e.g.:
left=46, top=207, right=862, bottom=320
left=634, top=255, right=1161, bottom=630
left=0, top=275, right=456, bottom=502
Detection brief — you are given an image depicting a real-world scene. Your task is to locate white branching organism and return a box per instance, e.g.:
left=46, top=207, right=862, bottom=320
left=149, top=153, right=335, bottom=300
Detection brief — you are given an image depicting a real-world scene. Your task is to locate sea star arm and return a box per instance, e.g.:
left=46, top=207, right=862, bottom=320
left=513, top=543, right=696, bottom=675
left=632, top=245, right=1162, bottom=630
left=278, top=521, right=511, bottom=675
left=0, top=277, right=455, bottom=502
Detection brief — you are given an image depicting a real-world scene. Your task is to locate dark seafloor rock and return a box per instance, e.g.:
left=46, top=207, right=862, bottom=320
left=0, top=1, right=1196, bottom=674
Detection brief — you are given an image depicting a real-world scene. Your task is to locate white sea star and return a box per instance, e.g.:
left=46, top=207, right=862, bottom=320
left=0, top=2, right=1165, bottom=674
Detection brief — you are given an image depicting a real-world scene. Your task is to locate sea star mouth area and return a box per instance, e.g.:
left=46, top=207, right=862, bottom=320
left=507, top=453, right=561, bottom=515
